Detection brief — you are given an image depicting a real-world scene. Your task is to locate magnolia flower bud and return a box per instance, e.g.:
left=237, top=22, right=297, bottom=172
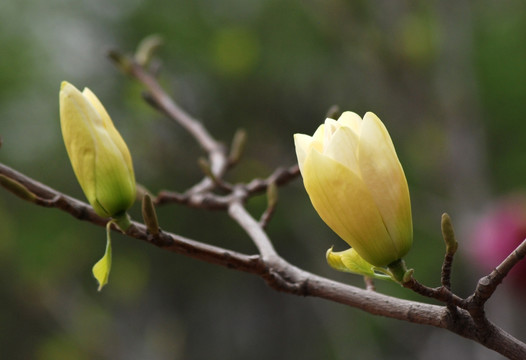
left=60, top=81, right=136, bottom=218
left=294, top=111, right=412, bottom=267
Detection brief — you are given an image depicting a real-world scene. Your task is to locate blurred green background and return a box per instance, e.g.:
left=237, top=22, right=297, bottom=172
left=1, top=0, right=526, bottom=359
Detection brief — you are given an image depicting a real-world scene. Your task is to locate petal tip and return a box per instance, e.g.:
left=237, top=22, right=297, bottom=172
left=60, top=81, right=71, bottom=90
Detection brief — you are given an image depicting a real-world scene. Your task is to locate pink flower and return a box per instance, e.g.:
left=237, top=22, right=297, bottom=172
left=470, top=195, right=526, bottom=289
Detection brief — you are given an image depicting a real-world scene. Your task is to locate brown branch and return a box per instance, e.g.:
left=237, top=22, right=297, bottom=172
left=154, top=164, right=300, bottom=209
left=244, top=165, right=300, bottom=195
left=2, top=160, right=526, bottom=359
left=112, top=52, right=229, bottom=199
left=403, top=277, right=465, bottom=308
left=227, top=196, right=278, bottom=260
left=466, top=238, right=526, bottom=322
left=128, top=62, right=220, bottom=156
left=259, top=196, right=277, bottom=229
left=113, top=56, right=526, bottom=358
left=0, top=162, right=256, bottom=271
left=111, top=50, right=300, bottom=209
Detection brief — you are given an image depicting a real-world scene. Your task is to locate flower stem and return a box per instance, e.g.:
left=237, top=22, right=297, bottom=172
left=113, top=212, right=132, bottom=231
left=387, top=259, right=411, bottom=283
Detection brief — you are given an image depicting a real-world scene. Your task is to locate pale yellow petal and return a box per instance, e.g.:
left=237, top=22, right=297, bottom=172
left=337, top=111, right=362, bottom=133
left=293, top=133, right=313, bottom=174
left=60, top=82, right=98, bottom=206
left=323, top=126, right=360, bottom=174
left=358, top=112, right=412, bottom=258
left=311, top=123, right=325, bottom=143
left=83, top=87, right=135, bottom=183
left=303, top=149, right=396, bottom=266
left=82, top=87, right=109, bottom=126
left=323, top=118, right=339, bottom=146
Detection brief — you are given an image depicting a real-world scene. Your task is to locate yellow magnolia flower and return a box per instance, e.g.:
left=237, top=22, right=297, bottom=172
left=60, top=81, right=136, bottom=218
left=294, top=112, right=412, bottom=267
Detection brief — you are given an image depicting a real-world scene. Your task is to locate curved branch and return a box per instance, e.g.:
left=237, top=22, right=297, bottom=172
left=465, top=238, right=526, bottom=324
left=1, top=162, right=526, bottom=358
left=154, top=164, right=300, bottom=209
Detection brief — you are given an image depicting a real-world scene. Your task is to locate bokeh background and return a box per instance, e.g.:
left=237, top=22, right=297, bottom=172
left=1, top=0, right=526, bottom=359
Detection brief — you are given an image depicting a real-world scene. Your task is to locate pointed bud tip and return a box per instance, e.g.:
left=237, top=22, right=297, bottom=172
left=60, top=81, right=71, bottom=91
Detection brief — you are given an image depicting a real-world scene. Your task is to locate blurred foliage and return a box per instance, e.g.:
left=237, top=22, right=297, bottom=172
left=1, top=0, right=526, bottom=359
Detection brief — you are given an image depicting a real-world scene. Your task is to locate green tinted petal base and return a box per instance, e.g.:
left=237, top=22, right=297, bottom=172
left=326, top=247, right=392, bottom=281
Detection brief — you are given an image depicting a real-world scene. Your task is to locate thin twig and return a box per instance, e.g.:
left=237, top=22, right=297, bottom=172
left=127, top=60, right=220, bottom=155
left=468, top=238, right=526, bottom=310
left=259, top=181, right=278, bottom=228
left=259, top=202, right=277, bottom=229
left=227, top=187, right=278, bottom=259
left=114, top=52, right=229, bottom=198
left=154, top=164, right=300, bottom=209
left=403, top=277, right=465, bottom=308
left=245, top=165, right=300, bottom=195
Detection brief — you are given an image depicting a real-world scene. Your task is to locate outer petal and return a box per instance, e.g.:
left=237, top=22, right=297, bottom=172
left=83, top=87, right=135, bottom=181
left=60, top=82, right=98, bottom=206
left=358, top=112, right=412, bottom=259
left=92, top=132, right=136, bottom=216
left=303, top=148, right=397, bottom=266
left=293, top=133, right=313, bottom=174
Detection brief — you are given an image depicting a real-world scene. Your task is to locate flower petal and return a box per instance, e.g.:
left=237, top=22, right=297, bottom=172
left=293, top=133, right=313, bottom=174
left=337, top=111, right=362, bottom=133
left=358, top=112, right=412, bottom=258
left=93, top=137, right=136, bottom=216
left=324, top=126, right=360, bottom=174
left=312, top=123, right=325, bottom=143
left=303, top=148, right=396, bottom=266
left=83, top=87, right=135, bottom=180
left=60, top=82, right=98, bottom=206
